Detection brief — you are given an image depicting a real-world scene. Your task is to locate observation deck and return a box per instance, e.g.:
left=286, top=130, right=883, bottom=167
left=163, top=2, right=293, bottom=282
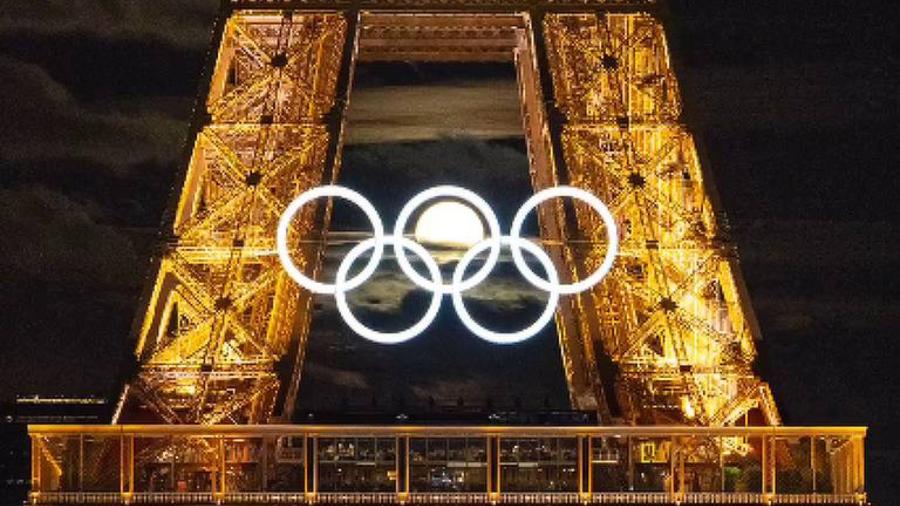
left=226, top=0, right=656, bottom=13
left=29, top=424, right=866, bottom=505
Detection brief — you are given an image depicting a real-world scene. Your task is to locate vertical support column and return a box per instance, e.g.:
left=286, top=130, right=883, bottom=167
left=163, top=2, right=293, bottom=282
left=578, top=436, right=590, bottom=501
left=486, top=436, right=492, bottom=497
left=848, top=441, right=855, bottom=494
left=856, top=435, right=866, bottom=494
left=127, top=435, right=134, bottom=498
left=218, top=436, right=226, bottom=500
left=305, top=435, right=317, bottom=502
left=830, top=443, right=840, bottom=494
left=488, top=436, right=500, bottom=500
left=396, top=437, right=401, bottom=498
left=589, top=436, right=597, bottom=495
left=577, top=435, right=583, bottom=497
left=306, top=8, right=355, bottom=187
left=771, top=436, right=778, bottom=496
left=323, top=9, right=359, bottom=185
left=843, top=442, right=851, bottom=494
left=119, top=433, right=134, bottom=502
left=677, top=437, right=685, bottom=499
left=397, top=436, right=409, bottom=502
left=313, top=436, right=319, bottom=499
left=668, top=436, right=677, bottom=502
left=30, top=436, right=40, bottom=500
left=279, top=8, right=360, bottom=423
left=528, top=10, right=570, bottom=186
left=845, top=437, right=852, bottom=493
left=523, top=9, right=612, bottom=420
left=763, top=435, right=776, bottom=496
left=119, top=434, right=125, bottom=498
left=78, top=434, right=84, bottom=492
left=626, top=437, right=634, bottom=491
left=718, top=437, right=725, bottom=493
left=261, top=437, right=268, bottom=492
left=810, top=436, right=817, bottom=494
left=837, top=443, right=847, bottom=494
left=760, top=435, right=767, bottom=495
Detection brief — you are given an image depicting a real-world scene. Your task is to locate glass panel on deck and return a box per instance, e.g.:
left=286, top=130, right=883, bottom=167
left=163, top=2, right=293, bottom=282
left=774, top=436, right=814, bottom=493
left=680, top=435, right=721, bottom=493
left=499, top=437, right=577, bottom=492
left=267, top=436, right=305, bottom=492
left=81, top=435, right=120, bottom=492
left=318, top=437, right=396, bottom=492
left=409, top=437, right=487, bottom=492
left=591, top=436, right=628, bottom=492
left=721, top=436, right=763, bottom=493
left=630, top=437, right=670, bottom=492
left=133, top=436, right=216, bottom=493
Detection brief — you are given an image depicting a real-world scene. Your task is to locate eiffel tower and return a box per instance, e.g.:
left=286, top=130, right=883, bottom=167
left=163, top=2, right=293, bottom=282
left=112, top=0, right=780, bottom=428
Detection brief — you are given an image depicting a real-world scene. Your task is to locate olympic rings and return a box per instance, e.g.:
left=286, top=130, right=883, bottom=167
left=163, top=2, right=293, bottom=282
left=394, top=186, right=501, bottom=294
left=451, top=236, right=559, bottom=344
left=335, top=236, right=443, bottom=344
left=510, top=186, right=619, bottom=295
left=277, top=185, right=384, bottom=295
left=277, top=185, right=618, bottom=344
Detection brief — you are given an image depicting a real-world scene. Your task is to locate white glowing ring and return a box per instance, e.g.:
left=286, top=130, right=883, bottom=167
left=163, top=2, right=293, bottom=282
left=451, top=236, right=560, bottom=345
left=334, top=236, right=443, bottom=344
left=277, top=185, right=384, bottom=294
left=509, top=186, right=618, bottom=295
left=393, top=186, right=502, bottom=294
left=278, top=184, right=618, bottom=344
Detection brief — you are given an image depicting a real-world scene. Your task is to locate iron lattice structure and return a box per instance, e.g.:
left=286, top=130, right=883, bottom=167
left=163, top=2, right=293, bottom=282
left=542, top=13, right=780, bottom=425
left=115, top=0, right=779, bottom=428
left=115, top=12, right=349, bottom=424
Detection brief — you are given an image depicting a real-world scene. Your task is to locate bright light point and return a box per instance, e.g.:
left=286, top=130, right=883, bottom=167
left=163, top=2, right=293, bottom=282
left=682, top=397, right=696, bottom=419
left=413, top=200, right=484, bottom=248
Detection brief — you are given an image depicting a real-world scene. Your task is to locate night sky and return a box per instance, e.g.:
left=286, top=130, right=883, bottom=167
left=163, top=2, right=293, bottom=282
left=0, top=1, right=898, bottom=503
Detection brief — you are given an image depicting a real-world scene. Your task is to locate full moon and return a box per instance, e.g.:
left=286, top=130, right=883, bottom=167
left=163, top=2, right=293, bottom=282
left=414, top=200, right=485, bottom=248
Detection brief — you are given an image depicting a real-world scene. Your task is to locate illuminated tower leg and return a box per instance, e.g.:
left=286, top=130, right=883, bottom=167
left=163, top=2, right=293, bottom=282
left=540, top=12, right=779, bottom=425
left=115, top=11, right=353, bottom=424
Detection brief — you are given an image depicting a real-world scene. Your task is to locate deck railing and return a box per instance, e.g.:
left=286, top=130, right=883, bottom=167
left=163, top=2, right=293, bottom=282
left=28, top=425, right=866, bottom=504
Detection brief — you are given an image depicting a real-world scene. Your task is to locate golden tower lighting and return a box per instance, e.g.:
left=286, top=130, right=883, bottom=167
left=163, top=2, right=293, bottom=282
left=25, top=2, right=869, bottom=505
left=109, top=0, right=778, bottom=428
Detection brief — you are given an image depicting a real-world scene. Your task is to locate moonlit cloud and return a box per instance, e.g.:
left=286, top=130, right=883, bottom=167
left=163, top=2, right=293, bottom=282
left=303, top=362, right=371, bottom=390
left=345, top=80, right=523, bottom=144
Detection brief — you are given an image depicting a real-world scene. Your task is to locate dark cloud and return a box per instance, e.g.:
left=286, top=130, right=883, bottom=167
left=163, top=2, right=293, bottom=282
left=1, top=31, right=208, bottom=102
left=667, top=1, right=900, bottom=226
left=679, top=61, right=896, bottom=131
left=0, top=56, right=187, bottom=170
left=0, top=0, right=218, bottom=49
left=0, top=186, right=146, bottom=401
left=0, top=186, right=140, bottom=286
left=734, top=220, right=899, bottom=355
left=303, top=362, right=372, bottom=391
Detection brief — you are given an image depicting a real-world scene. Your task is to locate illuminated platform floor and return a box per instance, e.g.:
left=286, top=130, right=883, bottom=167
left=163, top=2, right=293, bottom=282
left=29, top=425, right=866, bottom=505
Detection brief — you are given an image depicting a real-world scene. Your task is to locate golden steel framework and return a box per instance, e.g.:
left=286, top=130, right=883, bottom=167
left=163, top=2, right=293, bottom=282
left=114, top=0, right=779, bottom=428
